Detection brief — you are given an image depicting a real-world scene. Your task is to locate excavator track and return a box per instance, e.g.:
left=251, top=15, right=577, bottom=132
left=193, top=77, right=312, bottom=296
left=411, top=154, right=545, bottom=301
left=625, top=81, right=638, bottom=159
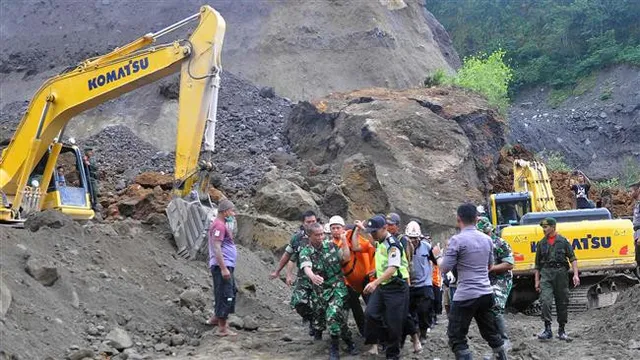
left=522, top=273, right=639, bottom=316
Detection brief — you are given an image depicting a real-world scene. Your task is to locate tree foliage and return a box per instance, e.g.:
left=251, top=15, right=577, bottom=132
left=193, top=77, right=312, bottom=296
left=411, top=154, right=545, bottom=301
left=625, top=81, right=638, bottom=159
left=444, top=50, right=513, bottom=113
left=427, top=0, right=640, bottom=90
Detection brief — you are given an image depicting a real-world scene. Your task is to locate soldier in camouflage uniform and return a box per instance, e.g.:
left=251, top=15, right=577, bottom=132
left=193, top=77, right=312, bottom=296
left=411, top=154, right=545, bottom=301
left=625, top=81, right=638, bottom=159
left=300, top=222, right=357, bottom=359
left=477, top=217, right=514, bottom=348
left=270, top=210, right=318, bottom=336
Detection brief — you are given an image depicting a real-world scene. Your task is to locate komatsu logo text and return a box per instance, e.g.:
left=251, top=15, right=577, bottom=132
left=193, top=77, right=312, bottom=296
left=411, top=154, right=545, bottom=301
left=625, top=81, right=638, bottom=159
left=88, top=58, right=149, bottom=91
left=529, top=234, right=612, bottom=252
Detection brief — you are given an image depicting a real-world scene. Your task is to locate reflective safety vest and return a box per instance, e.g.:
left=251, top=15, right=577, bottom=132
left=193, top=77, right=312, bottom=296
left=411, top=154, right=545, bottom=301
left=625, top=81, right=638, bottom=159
left=375, top=234, right=409, bottom=285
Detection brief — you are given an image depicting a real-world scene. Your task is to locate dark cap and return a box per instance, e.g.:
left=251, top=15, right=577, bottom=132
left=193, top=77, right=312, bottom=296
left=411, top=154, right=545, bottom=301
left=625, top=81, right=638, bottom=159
left=386, top=212, right=401, bottom=225
left=84, top=146, right=94, bottom=151
left=540, top=217, right=557, bottom=227
left=364, top=215, right=386, bottom=233
left=218, top=199, right=235, bottom=212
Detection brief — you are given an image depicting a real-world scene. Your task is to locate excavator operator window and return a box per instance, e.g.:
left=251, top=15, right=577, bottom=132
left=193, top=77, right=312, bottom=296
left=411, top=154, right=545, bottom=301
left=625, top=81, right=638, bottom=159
left=31, top=147, right=89, bottom=207
left=496, top=199, right=531, bottom=227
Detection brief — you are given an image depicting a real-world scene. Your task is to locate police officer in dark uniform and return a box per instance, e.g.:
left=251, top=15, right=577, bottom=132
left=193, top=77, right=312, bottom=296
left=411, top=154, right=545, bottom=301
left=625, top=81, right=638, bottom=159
left=362, top=215, right=410, bottom=360
left=534, top=217, right=580, bottom=341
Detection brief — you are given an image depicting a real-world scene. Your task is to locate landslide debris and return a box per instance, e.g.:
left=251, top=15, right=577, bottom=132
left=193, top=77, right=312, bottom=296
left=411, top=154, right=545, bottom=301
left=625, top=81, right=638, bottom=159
left=282, top=86, right=506, bottom=238
left=0, top=212, right=290, bottom=360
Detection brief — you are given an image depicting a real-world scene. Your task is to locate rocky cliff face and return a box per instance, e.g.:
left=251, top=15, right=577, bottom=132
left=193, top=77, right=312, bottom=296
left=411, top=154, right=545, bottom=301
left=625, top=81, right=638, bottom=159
left=260, top=87, right=507, bottom=240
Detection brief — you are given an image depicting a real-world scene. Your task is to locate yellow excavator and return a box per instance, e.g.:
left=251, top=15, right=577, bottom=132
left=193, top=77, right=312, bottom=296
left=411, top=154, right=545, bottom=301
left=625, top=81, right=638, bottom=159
left=0, top=6, right=226, bottom=259
left=489, top=159, right=638, bottom=313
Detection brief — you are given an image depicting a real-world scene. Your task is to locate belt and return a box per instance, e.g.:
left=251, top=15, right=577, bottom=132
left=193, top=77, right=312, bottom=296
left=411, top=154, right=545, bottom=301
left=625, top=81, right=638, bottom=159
left=544, top=262, right=567, bottom=269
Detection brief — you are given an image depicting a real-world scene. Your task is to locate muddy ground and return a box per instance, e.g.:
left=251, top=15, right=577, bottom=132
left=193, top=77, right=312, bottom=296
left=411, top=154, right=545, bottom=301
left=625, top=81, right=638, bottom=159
left=1, top=212, right=638, bottom=360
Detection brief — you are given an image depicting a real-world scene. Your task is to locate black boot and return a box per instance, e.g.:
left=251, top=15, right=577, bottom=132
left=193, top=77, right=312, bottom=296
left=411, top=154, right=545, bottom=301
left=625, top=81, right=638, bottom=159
left=307, top=318, right=315, bottom=337
left=344, top=337, right=358, bottom=355
left=537, top=322, right=552, bottom=340
left=455, top=349, right=473, bottom=360
left=329, top=336, right=340, bottom=360
left=557, top=324, right=571, bottom=341
left=314, top=330, right=323, bottom=341
left=493, top=346, right=508, bottom=360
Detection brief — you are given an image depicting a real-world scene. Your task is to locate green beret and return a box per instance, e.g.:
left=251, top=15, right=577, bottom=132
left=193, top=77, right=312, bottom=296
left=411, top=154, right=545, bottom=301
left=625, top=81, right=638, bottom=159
left=540, top=217, right=557, bottom=227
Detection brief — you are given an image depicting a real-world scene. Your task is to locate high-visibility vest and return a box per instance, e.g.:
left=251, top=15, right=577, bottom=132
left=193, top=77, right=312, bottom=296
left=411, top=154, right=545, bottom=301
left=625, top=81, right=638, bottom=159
left=374, top=234, right=409, bottom=285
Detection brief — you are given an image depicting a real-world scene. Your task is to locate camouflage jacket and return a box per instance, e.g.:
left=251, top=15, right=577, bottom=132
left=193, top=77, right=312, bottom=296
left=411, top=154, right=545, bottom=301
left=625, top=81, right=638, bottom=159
left=285, top=228, right=309, bottom=267
left=299, top=240, right=345, bottom=288
left=490, top=234, right=514, bottom=285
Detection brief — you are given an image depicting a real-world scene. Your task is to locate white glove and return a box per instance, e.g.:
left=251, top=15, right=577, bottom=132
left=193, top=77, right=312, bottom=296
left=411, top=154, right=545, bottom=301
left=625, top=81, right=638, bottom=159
left=446, top=271, right=456, bottom=284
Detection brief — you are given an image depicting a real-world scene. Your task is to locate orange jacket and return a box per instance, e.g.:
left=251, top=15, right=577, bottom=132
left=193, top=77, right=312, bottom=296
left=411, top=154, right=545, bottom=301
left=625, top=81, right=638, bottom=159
left=332, top=229, right=376, bottom=293
left=432, top=265, right=442, bottom=287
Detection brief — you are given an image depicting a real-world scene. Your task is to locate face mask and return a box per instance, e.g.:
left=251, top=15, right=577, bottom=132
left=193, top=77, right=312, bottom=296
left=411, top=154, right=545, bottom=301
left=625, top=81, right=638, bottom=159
left=225, top=216, right=235, bottom=223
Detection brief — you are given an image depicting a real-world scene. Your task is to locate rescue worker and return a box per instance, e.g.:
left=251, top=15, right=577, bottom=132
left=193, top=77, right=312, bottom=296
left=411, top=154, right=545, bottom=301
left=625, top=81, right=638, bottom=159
left=477, top=217, right=514, bottom=349
left=433, top=203, right=506, bottom=360
left=327, top=215, right=367, bottom=336
left=386, top=213, right=407, bottom=250
left=431, top=264, right=443, bottom=325
left=299, top=222, right=357, bottom=359
left=362, top=215, right=410, bottom=360
left=83, top=145, right=99, bottom=209
left=406, top=221, right=436, bottom=343
left=534, top=217, right=580, bottom=341
left=270, top=210, right=318, bottom=335
left=631, top=181, right=640, bottom=267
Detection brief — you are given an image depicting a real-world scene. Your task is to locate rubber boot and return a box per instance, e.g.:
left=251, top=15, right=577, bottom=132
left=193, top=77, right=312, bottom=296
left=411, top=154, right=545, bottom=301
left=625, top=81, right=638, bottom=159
left=493, top=346, right=508, bottom=360
left=557, top=324, right=571, bottom=341
left=329, top=336, right=340, bottom=360
left=455, top=349, right=473, bottom=360
left=306, top=316, right=315, bottom=337
left=537, top=322, right=552, bottom=340
left=314, top=330, right=323, bottom=341
left=344, top=337, right=358, bottom=355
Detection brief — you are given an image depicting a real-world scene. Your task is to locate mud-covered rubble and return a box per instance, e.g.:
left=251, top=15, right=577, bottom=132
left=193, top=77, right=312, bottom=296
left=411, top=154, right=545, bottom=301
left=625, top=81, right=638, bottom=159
left=0, top=211, right=290, bottom=360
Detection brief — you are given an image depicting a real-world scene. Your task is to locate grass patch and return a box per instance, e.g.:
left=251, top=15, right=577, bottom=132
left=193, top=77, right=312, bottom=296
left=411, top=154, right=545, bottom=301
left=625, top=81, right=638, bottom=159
left=547, top=73, right=597, bottom=108
left=594, top=178, right=620, bottom=190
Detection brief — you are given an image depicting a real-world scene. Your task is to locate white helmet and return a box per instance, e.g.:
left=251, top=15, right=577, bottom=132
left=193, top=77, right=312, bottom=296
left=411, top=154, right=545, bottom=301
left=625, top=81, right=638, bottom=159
left=329, top=215, right=345, bottom=227
left=323, top=223, right=331, bottom=234
left=405, top=221, right=422, bottom=237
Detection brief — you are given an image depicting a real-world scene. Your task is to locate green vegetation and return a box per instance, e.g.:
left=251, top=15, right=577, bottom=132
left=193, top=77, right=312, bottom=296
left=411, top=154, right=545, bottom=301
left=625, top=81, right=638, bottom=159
left=594, top=178, right=619, bottom=190
left=425, top=51, right=513, bottom=113
left=620, top=156, right=640, bottom=188
left=539, top=151, right=571, bottom=172
left=547, top=73, right=597, bottom=107
left=428, top=0, right=640, bottom=91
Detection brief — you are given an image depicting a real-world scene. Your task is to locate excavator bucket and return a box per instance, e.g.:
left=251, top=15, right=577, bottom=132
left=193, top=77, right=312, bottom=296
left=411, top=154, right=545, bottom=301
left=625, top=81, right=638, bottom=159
left=166, top=197, right=217, bottom=260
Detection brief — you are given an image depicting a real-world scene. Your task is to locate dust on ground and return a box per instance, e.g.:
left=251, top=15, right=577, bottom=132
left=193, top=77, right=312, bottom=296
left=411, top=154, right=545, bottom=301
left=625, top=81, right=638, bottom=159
left=2, top=211, right=638, bottom=360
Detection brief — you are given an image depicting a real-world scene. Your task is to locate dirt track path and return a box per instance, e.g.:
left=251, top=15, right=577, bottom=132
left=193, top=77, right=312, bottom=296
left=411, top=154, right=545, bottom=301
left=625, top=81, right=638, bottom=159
left=164, top=307, right=640, bottom=360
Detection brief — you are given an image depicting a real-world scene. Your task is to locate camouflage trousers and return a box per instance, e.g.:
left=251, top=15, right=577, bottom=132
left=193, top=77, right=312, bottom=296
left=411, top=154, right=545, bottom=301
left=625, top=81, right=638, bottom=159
left=311, top=283, right=352, bottom=339
left=491, top=278, right=513, bottom=314
left=290, top=276, right=314, bottom=321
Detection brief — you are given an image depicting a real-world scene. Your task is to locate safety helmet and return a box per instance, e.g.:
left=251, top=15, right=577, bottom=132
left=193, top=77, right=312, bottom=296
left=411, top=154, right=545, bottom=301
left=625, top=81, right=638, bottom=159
left=323, top=223, right=331, bottom=234
left=405, top=221, right=422, bottom=237
left=476, top=216, right=493, bottom=234
left=329, top=215, right=345, bottom=227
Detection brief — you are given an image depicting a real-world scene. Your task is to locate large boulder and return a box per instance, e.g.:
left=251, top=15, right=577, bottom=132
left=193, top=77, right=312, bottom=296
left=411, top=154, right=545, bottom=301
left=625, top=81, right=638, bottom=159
left=254, top=179, right=319, bottom=221
left=25, top=257, right=59, bottom=287
left=235, top=213, right=297, bottom=251
left=24, top=210, right=73, bottom=232
left=286, top=87, right=506, bottom=237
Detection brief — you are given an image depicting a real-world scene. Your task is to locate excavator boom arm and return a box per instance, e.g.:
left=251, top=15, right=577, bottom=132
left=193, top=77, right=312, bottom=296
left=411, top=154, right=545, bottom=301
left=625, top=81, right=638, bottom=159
left=0, top=6, right=226, bottom=211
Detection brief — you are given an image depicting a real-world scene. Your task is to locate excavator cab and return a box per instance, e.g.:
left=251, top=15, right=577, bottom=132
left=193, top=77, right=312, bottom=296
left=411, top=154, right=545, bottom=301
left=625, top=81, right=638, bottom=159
left=489, top=192, right=532, bottom=233
left=29, top=144, right=95, bottom=220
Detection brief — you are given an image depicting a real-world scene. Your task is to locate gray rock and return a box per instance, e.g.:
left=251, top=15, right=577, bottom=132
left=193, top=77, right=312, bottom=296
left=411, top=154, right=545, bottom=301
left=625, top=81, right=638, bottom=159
left=243, top=316, right=259, bottom=331
left=599, top=111, right=607, bottom=118
left=254, top=179, right=319, bottom=221
left=69, top=349, right=94, bottom=360
left=628, top=339, right=640, bottom=350
left=321, top=184, right=349, bottom=218
left=106, top=327, right=133, bottom=350
left=98, top=341, right=118, bottom=355
left=228, top=314, right=244, bottom=329
left=179, top=288, right=205, bottom=310
left=154, top=343, right=168, bottom=352
left=87, top=326, right=100, bottom=336
left=115, top=179, right=127, bottom=191
left=259, top=86, right=276, bottom=98
left=281, top=334, right=293, bottom=342
left=25, top=257, right=59, bottom=286
left=170, top=334, right=185, bottom=346
left=0, top=276, right=12, bottom=318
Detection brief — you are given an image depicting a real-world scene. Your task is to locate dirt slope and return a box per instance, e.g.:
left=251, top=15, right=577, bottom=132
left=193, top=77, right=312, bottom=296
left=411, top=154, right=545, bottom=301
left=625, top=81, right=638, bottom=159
left=508, top=65, right=640, bottom=179
left=0, top=0, right=458, bottom=101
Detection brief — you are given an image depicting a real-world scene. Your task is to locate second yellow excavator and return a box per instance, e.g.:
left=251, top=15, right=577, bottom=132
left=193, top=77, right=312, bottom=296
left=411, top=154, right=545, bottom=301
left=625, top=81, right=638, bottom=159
left=489, top=159, right=638, bottom=313
left=0, top=5, right=226, bottom=259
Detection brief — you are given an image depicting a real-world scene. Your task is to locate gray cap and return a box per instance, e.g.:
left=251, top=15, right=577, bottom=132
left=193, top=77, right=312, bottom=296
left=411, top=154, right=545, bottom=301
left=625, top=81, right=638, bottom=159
left=218, top=199, right=235, bottom=212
